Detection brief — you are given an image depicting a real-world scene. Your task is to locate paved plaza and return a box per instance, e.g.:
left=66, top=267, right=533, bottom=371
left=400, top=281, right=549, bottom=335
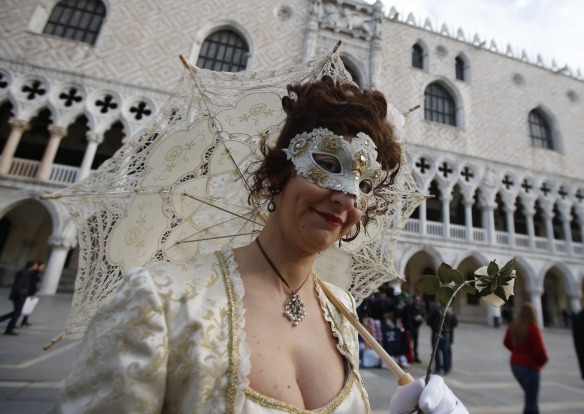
left=0, top=289, right=583, bottom=413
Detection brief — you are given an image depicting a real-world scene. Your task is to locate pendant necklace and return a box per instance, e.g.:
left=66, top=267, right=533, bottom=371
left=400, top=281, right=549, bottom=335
left=255, top=238, right=311, bottom=327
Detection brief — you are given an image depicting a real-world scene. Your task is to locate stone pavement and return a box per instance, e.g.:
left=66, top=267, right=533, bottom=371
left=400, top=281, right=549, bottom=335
left=1, top=289, right=583, bottom=413
left=363, top=322, right=584, bottom=413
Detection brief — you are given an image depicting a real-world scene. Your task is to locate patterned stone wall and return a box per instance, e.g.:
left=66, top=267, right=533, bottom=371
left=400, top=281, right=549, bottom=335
left=1, top=0, right=308, bottom=91
left=376, top=21, right=584, bottom=182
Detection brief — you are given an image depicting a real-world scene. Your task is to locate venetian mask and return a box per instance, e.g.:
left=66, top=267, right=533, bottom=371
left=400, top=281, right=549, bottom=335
left=284, top=127, right=383, bottom=210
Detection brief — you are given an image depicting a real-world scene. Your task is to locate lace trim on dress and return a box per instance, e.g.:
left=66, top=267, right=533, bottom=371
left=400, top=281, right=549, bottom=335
left=314, top=278, right=371, bottom=413
left=314, top=278, right=352, bottom=363
left=243, top=373, right=356, bottom=413
left=217, top=248, right=251, bottom=413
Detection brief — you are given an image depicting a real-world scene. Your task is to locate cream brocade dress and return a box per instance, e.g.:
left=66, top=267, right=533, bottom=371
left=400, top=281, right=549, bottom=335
left=57, top=248, right=371, bottom=414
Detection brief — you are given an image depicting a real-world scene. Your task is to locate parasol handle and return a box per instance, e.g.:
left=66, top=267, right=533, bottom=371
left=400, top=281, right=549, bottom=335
left=319, top=280, right=415, bottom=386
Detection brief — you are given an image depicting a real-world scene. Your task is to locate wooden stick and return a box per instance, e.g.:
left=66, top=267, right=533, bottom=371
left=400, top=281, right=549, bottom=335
left=319, top=280, right=415, bottom=386
left=179, top=54, right=191, bottom=69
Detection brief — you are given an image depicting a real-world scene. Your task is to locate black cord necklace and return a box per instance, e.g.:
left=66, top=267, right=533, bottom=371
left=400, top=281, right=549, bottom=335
left=255, top=238, right=311, bottom=326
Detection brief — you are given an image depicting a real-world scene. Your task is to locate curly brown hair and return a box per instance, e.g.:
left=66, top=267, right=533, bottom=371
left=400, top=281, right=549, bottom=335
left=249, top=75, right=402, bottom=241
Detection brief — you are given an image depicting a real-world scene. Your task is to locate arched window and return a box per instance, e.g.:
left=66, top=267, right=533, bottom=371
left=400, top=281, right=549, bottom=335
left=412, top=43, right=424, bottom=69
left=455, top=56, right=465, bottom=81
left=424, top=83, right=456, bottom=126
left=196, top=30, right=249, bottom=72
left=43, top=0, right=106, bottom=45
left=528, top=109, right=553, bottom=149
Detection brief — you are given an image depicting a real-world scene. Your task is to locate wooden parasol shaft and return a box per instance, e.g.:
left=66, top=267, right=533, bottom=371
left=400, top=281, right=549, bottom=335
left=319, top=280, right=415, bottom=386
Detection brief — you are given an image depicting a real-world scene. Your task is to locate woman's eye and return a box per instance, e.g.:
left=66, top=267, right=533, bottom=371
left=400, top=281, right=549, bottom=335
left=359, top=179, right=373, bottom=194
left=313, top=154, right=341, bottom=173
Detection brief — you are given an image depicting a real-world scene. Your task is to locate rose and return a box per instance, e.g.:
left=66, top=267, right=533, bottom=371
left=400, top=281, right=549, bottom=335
left=473, top=265, right=516, bottom=307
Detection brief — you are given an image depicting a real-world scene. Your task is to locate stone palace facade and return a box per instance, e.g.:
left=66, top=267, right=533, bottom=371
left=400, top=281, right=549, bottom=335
left=1, top=0, right=583, bottom=326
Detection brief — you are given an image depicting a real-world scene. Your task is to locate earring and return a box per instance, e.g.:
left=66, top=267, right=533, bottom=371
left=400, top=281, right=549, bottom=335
left=338, top=238, right=342, bottom=248
left=267, top=199, right=276, bottom=212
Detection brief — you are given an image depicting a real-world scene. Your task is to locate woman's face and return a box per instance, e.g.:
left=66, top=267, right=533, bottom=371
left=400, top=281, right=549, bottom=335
left=273, top=173, right=363, bottom=253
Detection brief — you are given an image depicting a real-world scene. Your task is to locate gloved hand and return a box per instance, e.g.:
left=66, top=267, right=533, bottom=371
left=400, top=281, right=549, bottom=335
left=389, top=375, right=468, bottom=414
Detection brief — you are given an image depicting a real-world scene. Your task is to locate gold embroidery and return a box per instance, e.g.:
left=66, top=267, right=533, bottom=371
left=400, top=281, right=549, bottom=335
left=244, top=374, right=356, bottom=413
left=215, top=250, right=239, bottom=414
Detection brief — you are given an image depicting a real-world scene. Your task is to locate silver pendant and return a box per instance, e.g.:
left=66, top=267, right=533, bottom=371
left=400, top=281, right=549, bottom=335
left=284, top=293, right=307, bottom=327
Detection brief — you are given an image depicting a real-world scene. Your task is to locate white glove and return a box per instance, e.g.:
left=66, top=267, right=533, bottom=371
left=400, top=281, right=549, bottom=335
left=389, top=375, right=468, bottom=414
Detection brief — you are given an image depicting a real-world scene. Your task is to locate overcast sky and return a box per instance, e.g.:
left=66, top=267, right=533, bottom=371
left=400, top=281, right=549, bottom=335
left=366, top=0, right=583, bottom=75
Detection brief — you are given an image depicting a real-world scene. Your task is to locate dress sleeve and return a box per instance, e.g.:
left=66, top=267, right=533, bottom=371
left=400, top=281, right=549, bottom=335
left=57, top=267, right=169, bottom=414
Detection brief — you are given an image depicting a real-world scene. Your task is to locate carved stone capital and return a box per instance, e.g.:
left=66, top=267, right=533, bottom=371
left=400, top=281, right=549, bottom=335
left=86, top=132, right=104, bottom=144
left=48, top=125, right=68, bottom=139
left=8, top=118, right=29, bottom=132
left=48, top=234, right=77, bottom=250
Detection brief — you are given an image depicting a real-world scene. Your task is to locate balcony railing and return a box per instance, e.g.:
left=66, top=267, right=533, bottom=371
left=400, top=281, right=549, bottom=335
left=403, top=218, right=583, bottom=256
left=5, top=158, right=79, bottom=185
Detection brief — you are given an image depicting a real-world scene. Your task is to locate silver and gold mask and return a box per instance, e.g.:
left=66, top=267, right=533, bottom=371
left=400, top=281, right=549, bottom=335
left=284, top=127, right=383, bottom=210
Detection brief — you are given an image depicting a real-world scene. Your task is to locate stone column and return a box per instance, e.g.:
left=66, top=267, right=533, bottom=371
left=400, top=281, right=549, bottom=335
left=483, top=204, right=496, bottom=244
left=529, top=288, right=544, bottom=328
left=38, top=235, right=76, bottom=295
left=0, top=118, right=29, bottom=175
left=463, top=199, right=473, bottom=241
left=419, top=198, right=427, bottom=236
left=442, top=195, right=452, bottom=238
left=37, top=125, right=67, bottom=181
left=302, top=0, right=321, bottom=62
left=78, top=132, right=103, bottom=181
left=505, top=204, right=516, bottom=247
left=523, top=202, right=536, bottom=249
left=368, top=1, right=383, bottom=88
left=557, top=204, right=573, bottom=254
left=540, top=200, right=555, bottom=252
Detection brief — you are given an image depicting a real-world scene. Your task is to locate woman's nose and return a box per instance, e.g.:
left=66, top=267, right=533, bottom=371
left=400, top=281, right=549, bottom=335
left=331, top=190, right=357, bottom=210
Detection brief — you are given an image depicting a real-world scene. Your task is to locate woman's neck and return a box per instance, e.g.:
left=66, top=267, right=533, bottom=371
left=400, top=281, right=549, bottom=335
left=251, top=223, right=318, bottom=288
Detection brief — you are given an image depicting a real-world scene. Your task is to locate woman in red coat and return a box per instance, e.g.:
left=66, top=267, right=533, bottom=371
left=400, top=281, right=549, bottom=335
left=504, top=303, right=548, bottom=414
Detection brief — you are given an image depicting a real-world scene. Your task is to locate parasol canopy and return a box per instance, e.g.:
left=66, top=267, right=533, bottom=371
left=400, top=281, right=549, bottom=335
left=43, top=45, right=424, bottom=346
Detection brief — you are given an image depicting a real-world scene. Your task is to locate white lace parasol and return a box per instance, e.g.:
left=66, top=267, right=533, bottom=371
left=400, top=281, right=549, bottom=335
left=43, top=46, right=424, bottom=347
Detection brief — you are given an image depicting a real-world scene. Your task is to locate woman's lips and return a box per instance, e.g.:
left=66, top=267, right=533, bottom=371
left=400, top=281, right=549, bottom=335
left=314, top=209, right=344, bottom=226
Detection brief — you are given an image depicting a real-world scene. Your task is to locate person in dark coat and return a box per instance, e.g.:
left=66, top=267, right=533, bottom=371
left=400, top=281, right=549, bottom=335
left=0, top=260, right=38, bottom=335
left=403, top=294, right=425, bottom=363
left=427, top=303, right=458, bottom=375
left=573, top=308, right=584, bottom=380
left=20, top=260, right=45, bottom=327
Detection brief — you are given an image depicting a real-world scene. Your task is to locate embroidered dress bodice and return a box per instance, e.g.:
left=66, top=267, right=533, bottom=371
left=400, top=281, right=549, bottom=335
left=57, top=248, right=370, bottom=414
left=243, top=372, right=365, bottom=413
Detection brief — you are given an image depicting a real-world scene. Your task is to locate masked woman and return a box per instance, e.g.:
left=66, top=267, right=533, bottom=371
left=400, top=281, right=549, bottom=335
left=58, top=76, right=466, bottom=413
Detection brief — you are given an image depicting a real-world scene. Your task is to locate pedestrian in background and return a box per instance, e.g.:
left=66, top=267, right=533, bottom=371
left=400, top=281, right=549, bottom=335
left=427, top=302, right=458, bottom=375
left=0, top=260, right=38, bottom=335
left=504, top=302, right=548, bottom=414
left=20, top=260, right=45, bottom=327
left=403, top=294, right=425, bottom=363
left=572, top=308, right=584, bottom=380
